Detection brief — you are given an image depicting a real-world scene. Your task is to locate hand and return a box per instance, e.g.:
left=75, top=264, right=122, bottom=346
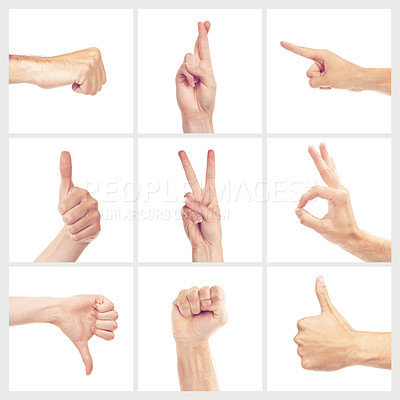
left=280, top=41, right=391, bottom=95
left=294, top=276, right=391, bottom=371
left=295, top=143, right=391, bottom=261
left=172, top=286, right=228, bottom=344
left=9, top=47, right=107, bottom=95
left=55, top=295, right=118, bottom=375
left=295, top=142, right=359, bottom=248
left=179, top=150, right=223, bottom=262
left=176, top=21, right=216, bottom=133
left=59, top=151, right=101, bottom=243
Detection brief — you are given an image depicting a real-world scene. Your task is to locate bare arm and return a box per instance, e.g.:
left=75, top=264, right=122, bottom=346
left=176, top=341, right=218, bottom=391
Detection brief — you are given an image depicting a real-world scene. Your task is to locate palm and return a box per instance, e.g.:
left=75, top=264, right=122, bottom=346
left=177, top=59, right=215, bottom=115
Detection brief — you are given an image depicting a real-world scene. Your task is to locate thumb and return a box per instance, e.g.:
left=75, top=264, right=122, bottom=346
left=186, top=63, right=214, bottom=88
left=315, top=276, right=333, bottom=313
left=76, top=341, right=93, bottom=376
left=59, top=151, right=74, bottom=201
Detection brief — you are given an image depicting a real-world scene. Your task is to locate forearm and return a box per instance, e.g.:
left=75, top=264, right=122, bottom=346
left=176, top=341, right=219, bottom=391
left=9, top=54, right=73, bottom=88
left=182, top=115, right=214, bottom=133
left=340, top=229, right=391, bottom=262
left=355, top=68, right=391, bottom=95
left=9, top=297, right=61, bottom=326
left=192, top=243, right=223, bottom=262
left=353, top=331, right=391, bottom=369
left=35, top=226, right=89, bottom=262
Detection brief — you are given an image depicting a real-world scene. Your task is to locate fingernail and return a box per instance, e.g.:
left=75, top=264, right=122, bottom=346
left=295, top=208, right=302, bottom=217
left=184, top=197, right=193, bottom=206
left=192, top=82, right=196, bottom=88
left=202, top=300, right=212, bottom=306
left=318, top=276, right=325, bottom=287
left=196, top=218, right=203, bottom=224
left=188, top=64, right=196, bottom=71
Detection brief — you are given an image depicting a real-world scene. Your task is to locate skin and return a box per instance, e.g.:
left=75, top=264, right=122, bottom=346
left=281, top=41, right=391, bottom=95
left=172, top=286, right=228, bottom=391
left=178, top=150, right=223, bottom=262
left=9, top=295, right=119, bottom=375
left=9, top=47, right=106, bottom=95
left=35, top=151, right=101, bottom=262
left=294, top=276, right=391, bottom=371
left=295, top=142, right=391, bottom=262
left=176, top=21, right=216, bottom=133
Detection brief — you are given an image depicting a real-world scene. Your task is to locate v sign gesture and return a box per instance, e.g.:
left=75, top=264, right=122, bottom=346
left=179, top=150, right=223, bottom=262
left=176, top=21, right=216, bottom=133
left=295, top=143, right=391, bottom=262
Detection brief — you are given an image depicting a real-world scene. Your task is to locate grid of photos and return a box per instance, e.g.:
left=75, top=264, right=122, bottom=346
left=8, top=7, right=391, bottom=393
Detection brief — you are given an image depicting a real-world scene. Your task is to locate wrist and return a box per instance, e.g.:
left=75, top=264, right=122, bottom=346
left=192, top=242, right=223, bottom=262
left=354, top=67, right=391, bottom=94
left=182, top=115, right=214, bottom=133
left=353, top=331, right=392, bottom=369
left=37, top=297, right=63, bottom=325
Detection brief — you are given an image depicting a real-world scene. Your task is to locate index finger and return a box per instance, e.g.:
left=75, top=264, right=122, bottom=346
left=178, top=151, right=201, bottom=194
left=280, top=41, right=324, bottom=61
left=205, top=149, right=215, bottom=186
left=94, top=297, right=114, bottom=313
left=194, top=21, right=211, bottom=61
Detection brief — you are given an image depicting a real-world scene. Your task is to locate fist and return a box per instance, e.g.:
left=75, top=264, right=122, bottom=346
left=58, top=151, right=101, bottom=243
left=172, top=286, right=228, bottom=343
left=59, top=187, right=101, bottom=243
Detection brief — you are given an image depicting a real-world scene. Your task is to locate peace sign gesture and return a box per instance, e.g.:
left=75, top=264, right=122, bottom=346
left=179, top=150, right=223, bottom=262
left=176, top=21, right=216, bottom=133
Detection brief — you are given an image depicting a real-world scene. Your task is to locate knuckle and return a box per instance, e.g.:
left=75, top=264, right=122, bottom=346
left=70, top=234, right=80, bottom=242
left=301, top=359, right=313, bottom=370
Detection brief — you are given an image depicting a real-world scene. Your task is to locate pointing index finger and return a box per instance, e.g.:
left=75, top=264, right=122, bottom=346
left=280, top=41, right=324, bottom=63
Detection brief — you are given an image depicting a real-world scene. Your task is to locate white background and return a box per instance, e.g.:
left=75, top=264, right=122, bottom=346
left=138, top=9, right=262, bottom=133
left=9, top=266, right=134, bottom=391
left=9, top=9, right=134, bottom=134
left=138, top=138, right=263, bottom=262
left=138, top=266, right=262, bottom=391
left=9, top=138, right=134, bottom=262
left=267, top=266, right=391, bottom=391
left=267, top=138, right=391, bottom=262
left=267, top=9, right=391, bottom=134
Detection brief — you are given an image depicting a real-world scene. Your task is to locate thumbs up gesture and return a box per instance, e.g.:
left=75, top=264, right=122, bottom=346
left=294, top=276, right=358, bottom=371
left=58, top=151, right=101, bottom=243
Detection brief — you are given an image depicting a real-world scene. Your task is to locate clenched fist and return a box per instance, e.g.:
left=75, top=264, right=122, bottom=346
left=9, top=47, right=107, bottom=95
left=176, top=21, right=216, bottom=133
left=179, top=150, right=223, bottom=262
left=59, top=151, right=101, bottom=243
left=281, top=41, right=391, bottom=95
left=295, top=142, right=390, bottom=262
left=294, top=276, right=391, bottom=371
left=172, top=286, right=228, bottom=343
